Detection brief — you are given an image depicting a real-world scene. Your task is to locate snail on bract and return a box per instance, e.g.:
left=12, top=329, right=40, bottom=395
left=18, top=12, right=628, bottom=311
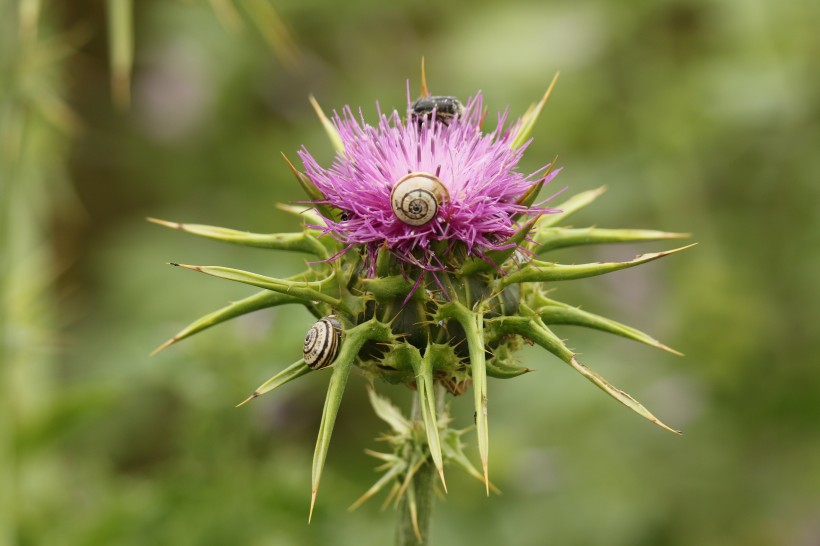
left=390, top=172, right=449, bottom=226
left=304, top=315, right=342, bottom=369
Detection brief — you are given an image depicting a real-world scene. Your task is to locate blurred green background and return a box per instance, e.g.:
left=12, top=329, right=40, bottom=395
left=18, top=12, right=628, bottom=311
left=2, top=0, right=819, bottom=544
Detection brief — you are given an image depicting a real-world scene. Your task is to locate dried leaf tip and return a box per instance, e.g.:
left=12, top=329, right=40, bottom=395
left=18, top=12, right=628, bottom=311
left=309, top=489, right=318, bottom=523
left=308, top=95, right=344, bottom=153
left=658, top=343, right=685, bottom=357
left=168, top=263, right=201, bottom=271
left=146, top=217, right=183, bottom=229
left=420, top=57, right=430, bottom=97
left=150, top=337, right=176, bottom=356
left=511, top=71, right=561, bottom=149
left=280, top=151, right=300, bottom=174
left=650, top=242, right=698, bottom=258
left=236, top=392, right=259, bottom=408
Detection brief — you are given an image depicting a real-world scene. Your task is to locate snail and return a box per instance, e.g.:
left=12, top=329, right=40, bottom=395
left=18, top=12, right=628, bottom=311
left=303, top=315, right=342, bottom=369
left=390, top=172, right=449, bottom=226
left=410, top=95, right=464, bottom=126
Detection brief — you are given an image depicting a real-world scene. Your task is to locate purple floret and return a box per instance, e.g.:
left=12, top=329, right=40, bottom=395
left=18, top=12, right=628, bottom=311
left=298, top=92, right=560, bottom=271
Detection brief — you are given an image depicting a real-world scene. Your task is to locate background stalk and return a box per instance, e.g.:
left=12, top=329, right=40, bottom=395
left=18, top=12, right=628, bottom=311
left=1, top=5, right=72, bottom=545
left=395, top=385, right=446, bottom=545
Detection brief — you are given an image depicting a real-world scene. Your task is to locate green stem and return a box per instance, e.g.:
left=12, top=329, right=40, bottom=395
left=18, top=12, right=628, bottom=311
left=396, top=386, right=445, bottom=545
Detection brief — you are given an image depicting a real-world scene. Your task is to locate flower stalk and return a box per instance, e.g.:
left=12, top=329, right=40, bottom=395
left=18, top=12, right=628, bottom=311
left=395, top=386, right=445, bottom=546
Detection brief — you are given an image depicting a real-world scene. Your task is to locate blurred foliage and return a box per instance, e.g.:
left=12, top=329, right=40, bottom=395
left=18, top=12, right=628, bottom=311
left=2, top=0, right=819, bottom=544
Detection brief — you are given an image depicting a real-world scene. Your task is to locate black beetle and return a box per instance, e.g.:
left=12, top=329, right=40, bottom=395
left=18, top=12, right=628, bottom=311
left=410, top=95, right=464, bottom=126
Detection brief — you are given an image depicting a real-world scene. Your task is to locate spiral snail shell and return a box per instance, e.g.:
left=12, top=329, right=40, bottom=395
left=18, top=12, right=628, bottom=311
left=390, top=172, right=449, bottom=226
left=304, top=315, right=342, bottom=369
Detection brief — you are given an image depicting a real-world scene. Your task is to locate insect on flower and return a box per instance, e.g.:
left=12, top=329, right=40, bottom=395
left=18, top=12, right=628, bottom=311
left=410, top=95, right=464, bottom=126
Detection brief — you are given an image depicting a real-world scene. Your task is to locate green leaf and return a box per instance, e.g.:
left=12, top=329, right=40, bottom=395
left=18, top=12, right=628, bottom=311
left=510, top=72, right=560, bottom=149
left=535, top=297, right=682, bottom=355
left=394, top=454, right=426, bottom=508
left=348, top=461, right=406, bottom=512
left=309, top=319, right=393, bottom=520
left=236, top=358, right=312, bottom=406
left=375, top=244, right=392, bottom=277
left=441, top=429, right=501, bottom=494
left=371, top=341, right=445, bottom=492
left=413, top=345, right=446, bottom=490
left=485, top=360, right=532, bottom=378
left=460, top=216, right=539, bottom=275
left=535, top=227, right=690, bottom=254
left=309, top=95, right=345, bottom=154
left=275, top=203, right=326, bottom=227
left=516, top=176, right=546, bottom=209
left=508, top=318, right=680, bottom=434
left=567, top=353, right=681, bottom=434
left=147, top=217, right=328, bottom=258
left=367, top=387, right=411, bottom=436
left=486, top=345, right=533, bottom=378
left=310, top=350, right=355, bottom=522
left=152, top=289, right=305, bottom=355
left=499, top=244, right=696, bottom=287
left=404, top=475, right=422, bottom=543
left=436, top=302, right=490, bottom=493
left=363, top=449, right=402, bottom=465
left=357, top=274, right=415, bottom=301
left=509, top=159, right=560, bottom=223
left=280, top=153, right=338, bottom=222
left=170, top=263, right=345, bottom=311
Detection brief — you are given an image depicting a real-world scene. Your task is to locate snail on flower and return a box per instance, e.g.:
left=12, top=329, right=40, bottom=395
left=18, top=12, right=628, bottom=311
left=390, top=172, right=449, bottom=227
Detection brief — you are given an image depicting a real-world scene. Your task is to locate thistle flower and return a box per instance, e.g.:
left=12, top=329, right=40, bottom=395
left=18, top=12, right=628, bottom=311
left=151, top=69, right=692, bottom=543
left=297, top=92, right=560, bottom=272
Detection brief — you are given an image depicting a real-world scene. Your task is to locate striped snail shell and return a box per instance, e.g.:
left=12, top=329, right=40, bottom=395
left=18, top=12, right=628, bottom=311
left=390, top=172, right=449, bottom=226
left=303, top=315, right=342, bottom=370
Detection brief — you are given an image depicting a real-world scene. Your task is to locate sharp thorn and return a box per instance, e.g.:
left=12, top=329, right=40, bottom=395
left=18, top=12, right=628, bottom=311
left=146, top=217, right=182, bottom=229
left=308, top=94, right=322, bottom=117
left=235, top=392, right=259, bottom=408
left=658, top=343, right=684, bottom=357
left=171, top=263, right=201, bottom=271
left=539, top=71, right=560, bottom=108
left=438, top=467, right=448, bottom=493
left=280, top=151, right=300, bottom=175
left=150, top=337, right=176, bottom=356
left=658, top=421, right=683, bottom=435
left=410, top=502, right=422, bottom=543
left=308, top=489, right=318, bottom=523
left=420, top=57, right=429, bottom=97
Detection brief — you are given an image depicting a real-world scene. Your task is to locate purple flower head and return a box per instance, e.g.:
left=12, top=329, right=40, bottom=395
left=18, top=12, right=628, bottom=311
left=298, top=91, right=561, bottom=271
